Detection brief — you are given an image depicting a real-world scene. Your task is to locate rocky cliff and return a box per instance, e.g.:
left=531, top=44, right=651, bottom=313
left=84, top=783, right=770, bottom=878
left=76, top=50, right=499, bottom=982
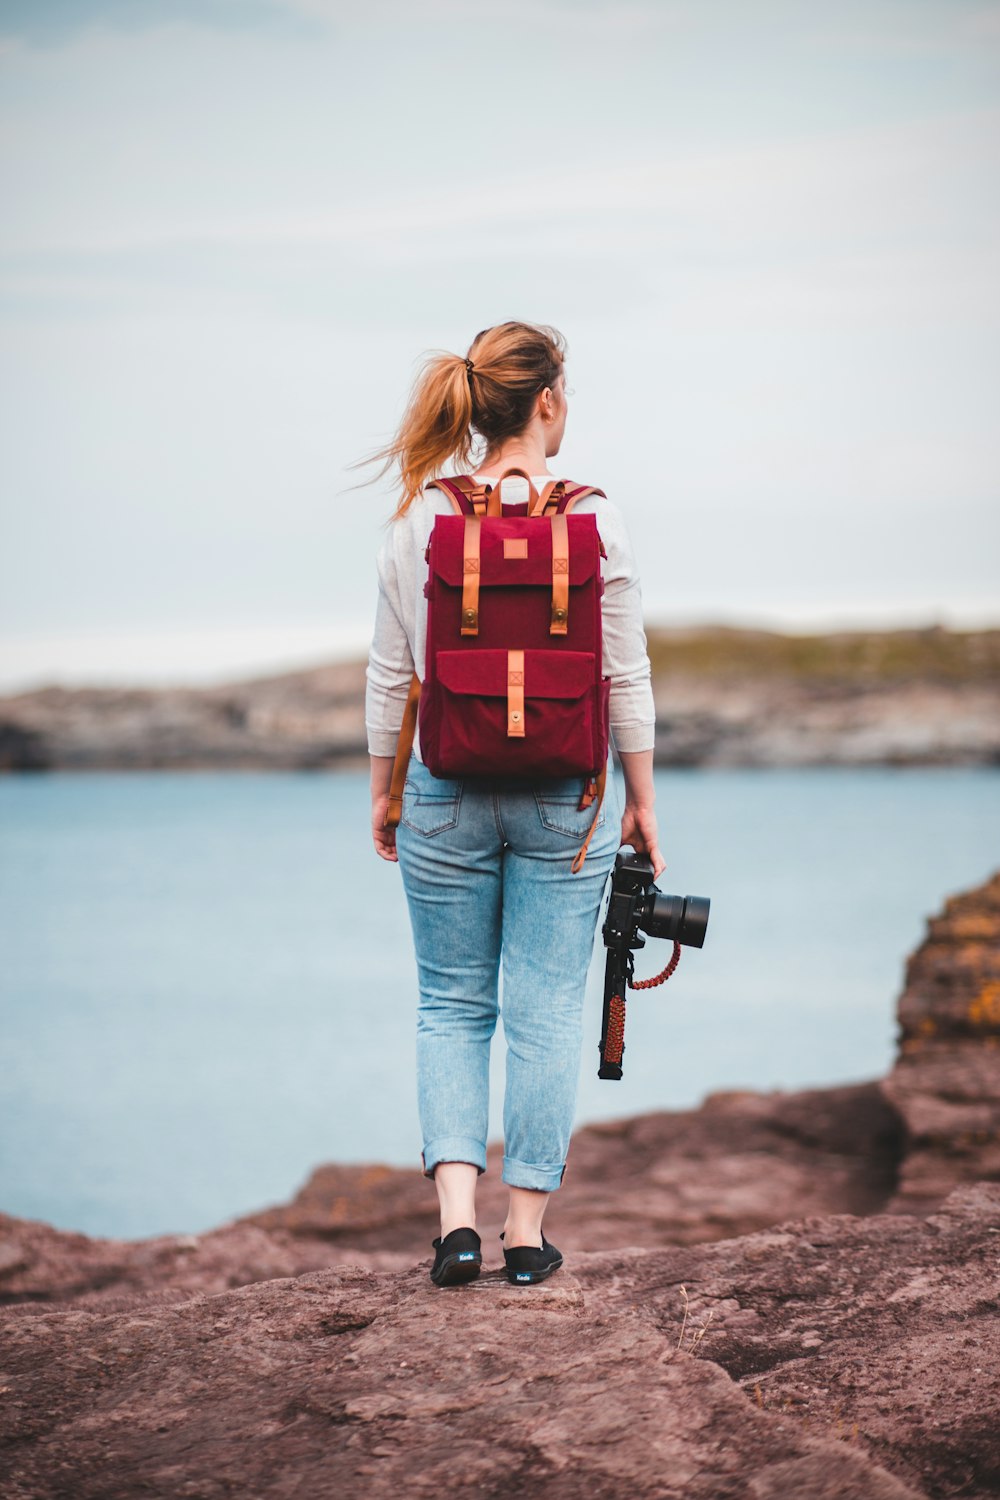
left=1, top=872, right=998, bottom=1498
left=1, top=626, right=997, bottom=770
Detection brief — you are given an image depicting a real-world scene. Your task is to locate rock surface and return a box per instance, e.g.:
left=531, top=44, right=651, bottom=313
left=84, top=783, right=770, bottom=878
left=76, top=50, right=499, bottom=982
left=882, top=873, right=1000, bottom=1215
left=0, top=660, right=368, bottom=772
left=1, top=626, right=997, bottom=770
left=2, top=1186, right=996, bottom=1499
left=571, top=1182, right=1000, bottom=1500
left=2, top=873, right=999, bottom=1497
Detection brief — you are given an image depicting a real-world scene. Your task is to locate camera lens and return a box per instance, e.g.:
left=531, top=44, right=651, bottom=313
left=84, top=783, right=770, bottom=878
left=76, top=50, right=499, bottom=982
left=643, top=892, right=710, bottom=948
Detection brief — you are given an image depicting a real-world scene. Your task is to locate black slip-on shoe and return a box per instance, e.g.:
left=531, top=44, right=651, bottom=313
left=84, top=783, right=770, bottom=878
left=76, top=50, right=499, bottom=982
left=430, top=1227, right=482, bottom=1287
left=501, top=1232, right=564, bottom=1286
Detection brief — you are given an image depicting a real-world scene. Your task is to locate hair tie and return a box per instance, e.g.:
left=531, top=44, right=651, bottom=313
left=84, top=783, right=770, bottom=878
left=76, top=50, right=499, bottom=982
left=464, top=357, right=474, bottom=378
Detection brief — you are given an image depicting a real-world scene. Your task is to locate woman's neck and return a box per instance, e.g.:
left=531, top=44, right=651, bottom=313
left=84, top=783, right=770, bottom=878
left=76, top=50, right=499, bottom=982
left=476, top=437, right=551, bottom=477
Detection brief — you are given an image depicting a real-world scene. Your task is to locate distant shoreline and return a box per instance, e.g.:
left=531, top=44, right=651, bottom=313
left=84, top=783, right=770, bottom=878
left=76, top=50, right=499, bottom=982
left=1, top=624, right=997, bottom=772
left=4, top=614, right=998, bottom=699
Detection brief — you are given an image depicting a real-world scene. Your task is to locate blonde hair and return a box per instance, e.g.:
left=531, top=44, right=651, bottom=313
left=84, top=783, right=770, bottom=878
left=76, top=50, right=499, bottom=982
left=364, top=321, right=566, bottom=517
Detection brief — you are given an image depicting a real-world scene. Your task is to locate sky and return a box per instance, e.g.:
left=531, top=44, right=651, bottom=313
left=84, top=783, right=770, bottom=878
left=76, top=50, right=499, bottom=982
left=1, top=0, right=998, bottom=690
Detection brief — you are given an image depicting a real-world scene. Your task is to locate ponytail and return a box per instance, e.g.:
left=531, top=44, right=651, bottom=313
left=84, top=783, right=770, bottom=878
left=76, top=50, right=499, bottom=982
left=359, top=321, right=566, bottom=518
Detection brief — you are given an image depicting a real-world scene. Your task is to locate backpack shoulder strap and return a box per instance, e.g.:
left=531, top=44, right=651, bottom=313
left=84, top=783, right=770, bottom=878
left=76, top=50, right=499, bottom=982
left=529, top=479, right=606, bottom=516
left=557, top=482, right=607, bottom=514
left=428, top=475, right=490, bottom=516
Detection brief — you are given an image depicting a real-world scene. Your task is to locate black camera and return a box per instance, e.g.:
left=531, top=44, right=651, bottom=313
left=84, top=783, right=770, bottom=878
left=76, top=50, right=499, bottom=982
left=598, top=850, right=710, bottom=1080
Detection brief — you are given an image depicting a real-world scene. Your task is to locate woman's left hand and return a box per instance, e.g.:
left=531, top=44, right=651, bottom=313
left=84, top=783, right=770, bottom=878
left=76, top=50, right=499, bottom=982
left=370, top=757, right=399, bottom=862
left=372, top=792, right=398, bottom=862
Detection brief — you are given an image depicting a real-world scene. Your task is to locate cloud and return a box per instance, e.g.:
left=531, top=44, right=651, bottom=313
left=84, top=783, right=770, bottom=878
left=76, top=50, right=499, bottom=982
left=0, top=0, right=684, bottom=49
left=270, top=0, right=683, bottom=36
left=0, top=0, right=310, bottom=47
left=808, top=2, right=1000, bottom=53
left=6, top=98, right=998, bottom=251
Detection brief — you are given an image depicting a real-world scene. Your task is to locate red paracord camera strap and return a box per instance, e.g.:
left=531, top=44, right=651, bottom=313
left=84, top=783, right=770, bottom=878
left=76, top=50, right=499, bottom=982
left=603, top=942, right=683, bottom=1065
left=629, top=941, right=683, bottom=990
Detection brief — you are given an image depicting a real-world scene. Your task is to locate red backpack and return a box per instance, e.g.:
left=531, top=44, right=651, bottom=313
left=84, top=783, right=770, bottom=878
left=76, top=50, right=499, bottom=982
left=384, top=467, right=610, bottom=871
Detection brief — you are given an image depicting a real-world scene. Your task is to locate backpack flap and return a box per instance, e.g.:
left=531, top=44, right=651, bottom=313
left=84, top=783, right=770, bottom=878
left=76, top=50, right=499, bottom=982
left=435, top=648, right=595, bottom=698
left=422, top=648, right=607, bottom=779
left=428, top=514, right=601, bottom=590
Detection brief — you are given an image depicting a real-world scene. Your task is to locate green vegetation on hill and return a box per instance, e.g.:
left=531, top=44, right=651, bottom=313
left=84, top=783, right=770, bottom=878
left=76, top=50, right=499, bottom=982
left=643, top=626, right=1000, bottom=686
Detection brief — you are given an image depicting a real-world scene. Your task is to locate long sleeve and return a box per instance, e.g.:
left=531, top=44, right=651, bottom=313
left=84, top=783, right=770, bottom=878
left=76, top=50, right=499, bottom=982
left=571, top=492, right=656, bottom=753
left=364, top=488, right=449, bottom=758
left=364, top=531, right=415, bottom=757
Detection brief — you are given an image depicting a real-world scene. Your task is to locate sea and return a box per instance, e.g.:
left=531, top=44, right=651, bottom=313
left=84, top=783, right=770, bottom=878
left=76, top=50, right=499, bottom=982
left=1, top=767, right=997, bottom=1240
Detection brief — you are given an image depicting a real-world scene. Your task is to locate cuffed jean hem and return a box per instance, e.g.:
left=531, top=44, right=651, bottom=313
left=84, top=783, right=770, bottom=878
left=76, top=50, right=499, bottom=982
left=421, top=1136, right=488, bottom=1180
left=501, top=1155, right=567, bottom=1192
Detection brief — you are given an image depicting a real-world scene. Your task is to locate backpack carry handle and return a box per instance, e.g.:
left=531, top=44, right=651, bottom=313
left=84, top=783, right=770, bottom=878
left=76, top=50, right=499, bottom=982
left=487, top=467, right=540, bottom=516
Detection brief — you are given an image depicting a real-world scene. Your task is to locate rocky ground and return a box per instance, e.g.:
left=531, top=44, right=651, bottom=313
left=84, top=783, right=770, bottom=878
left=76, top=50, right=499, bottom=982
left=1, top=873, right=998, bottom=1497
left=1, top=626, right=997, bottom=770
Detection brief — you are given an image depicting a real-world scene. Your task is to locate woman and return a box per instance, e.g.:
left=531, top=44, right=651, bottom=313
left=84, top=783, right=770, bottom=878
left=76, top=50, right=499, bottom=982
left=364, top=321, right=662, bottom=1287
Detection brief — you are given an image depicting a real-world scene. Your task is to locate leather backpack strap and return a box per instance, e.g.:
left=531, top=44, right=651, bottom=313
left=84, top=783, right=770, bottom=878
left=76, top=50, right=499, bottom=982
left=538, top=480, right=606, bottom=633
left=531, top=478, right=565, bottom=516
left=507, top=649, right=525, bottom=737
left=557, top=483, right=607, bottom=514
left=549, top=512, right=569, bottom=635
left=461, top=515, right=482, bottom=635
left=570, top=762, right=608, bottom=873
left=384, top=671, right=422, bottom=829
left=530, top=480, right=606, bottom=516
left=430, top=475, right=490, bottom=516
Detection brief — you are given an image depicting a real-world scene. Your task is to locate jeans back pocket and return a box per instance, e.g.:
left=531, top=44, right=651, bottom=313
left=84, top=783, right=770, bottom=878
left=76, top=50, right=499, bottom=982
left=401, top=772, right=463, bottom=836
left=533, top=780, right=606, bottom=839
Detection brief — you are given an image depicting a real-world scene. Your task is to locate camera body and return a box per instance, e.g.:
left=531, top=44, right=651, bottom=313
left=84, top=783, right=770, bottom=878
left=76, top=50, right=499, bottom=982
left=602, top=850, right=710, bottom=953
left=598, top=850, right=710, bottom=1080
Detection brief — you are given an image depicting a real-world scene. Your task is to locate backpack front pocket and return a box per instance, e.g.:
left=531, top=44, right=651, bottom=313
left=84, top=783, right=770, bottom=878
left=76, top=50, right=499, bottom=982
left=427, top=649, right=601, bottom=778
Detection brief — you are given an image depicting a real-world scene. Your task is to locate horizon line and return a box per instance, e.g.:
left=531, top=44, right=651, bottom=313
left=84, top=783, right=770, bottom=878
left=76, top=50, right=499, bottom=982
left=2, top=605, right=998, bottom=696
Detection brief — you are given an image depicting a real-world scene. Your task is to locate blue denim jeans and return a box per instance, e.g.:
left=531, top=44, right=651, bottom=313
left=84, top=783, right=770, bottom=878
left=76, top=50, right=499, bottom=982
left=396, top=751, right=621, bottom=1192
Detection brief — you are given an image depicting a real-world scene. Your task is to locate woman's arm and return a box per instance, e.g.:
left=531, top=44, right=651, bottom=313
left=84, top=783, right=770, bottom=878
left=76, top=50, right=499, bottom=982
left=370, top=754, right=398, bottom=863
left=366, top=524, right=415, bottom=862
left=581, top=495, right=663, bottom=876
left=617, top=748, right=665, bottom=878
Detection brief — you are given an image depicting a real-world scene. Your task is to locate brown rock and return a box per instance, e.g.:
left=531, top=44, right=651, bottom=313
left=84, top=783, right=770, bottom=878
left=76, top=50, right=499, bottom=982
left=574, top=1182, right=1000, bottom=1500
left=0, top=1215, right=389, bottom=1312
left=6, top=1200, right=971, bottom=1499
left=0, top=661, right=369, bottom=771
left=882, top=871, right=1000, bottom=1214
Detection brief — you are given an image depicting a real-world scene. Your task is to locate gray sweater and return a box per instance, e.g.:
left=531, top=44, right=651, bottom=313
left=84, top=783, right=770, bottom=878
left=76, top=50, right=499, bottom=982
left=365, top=473, right=656, bottom=760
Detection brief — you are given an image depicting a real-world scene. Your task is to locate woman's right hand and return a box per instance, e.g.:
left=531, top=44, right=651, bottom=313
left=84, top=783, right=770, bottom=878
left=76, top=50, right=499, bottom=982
left=616, top=748, right=664, bottom=878
left=620, top=801, right=665, bottom=880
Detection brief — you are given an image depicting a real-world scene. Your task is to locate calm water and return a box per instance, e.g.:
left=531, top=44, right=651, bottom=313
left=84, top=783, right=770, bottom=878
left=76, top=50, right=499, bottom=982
left=1, top=767, right=997, bottom=1239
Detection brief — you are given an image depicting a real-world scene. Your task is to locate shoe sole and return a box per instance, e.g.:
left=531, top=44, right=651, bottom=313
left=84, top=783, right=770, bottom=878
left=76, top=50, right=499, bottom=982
left=505, top=1256, right=563, bottom=1287
left=431, top=1253, right=482, bottom=1287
